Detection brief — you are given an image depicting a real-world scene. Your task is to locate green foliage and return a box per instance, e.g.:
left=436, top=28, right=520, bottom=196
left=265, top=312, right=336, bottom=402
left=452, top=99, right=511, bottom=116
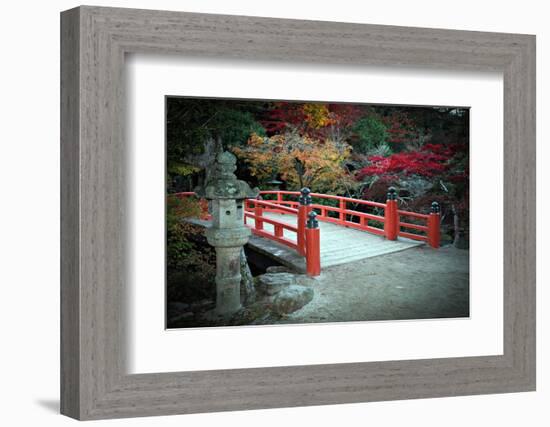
left=166, top=221, right=195, bottom=270
left=166, top=198, right=216, bottom=301
left=352, top=115, right=388, bottom=153
left=167, top=162, right=200, bottom=177
left=166, top=196, right=203, bottom=228
left=364, top=142, right=393, bottom=158
left=166, top=221, right=216, bottom=304
left=214, top=109, right=266, bottom=147
left=166, top=98, right=266, bottom=166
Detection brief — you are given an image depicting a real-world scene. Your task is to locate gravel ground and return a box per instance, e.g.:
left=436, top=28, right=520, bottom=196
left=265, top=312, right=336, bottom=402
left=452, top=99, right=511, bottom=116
left=281, top=245, right=470, bottom=324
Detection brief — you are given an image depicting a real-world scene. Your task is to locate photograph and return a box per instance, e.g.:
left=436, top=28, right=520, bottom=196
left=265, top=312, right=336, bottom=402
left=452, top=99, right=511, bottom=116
left=165, top=97, right=470, bottom=328
left=44, top=2, right=538, bottom=422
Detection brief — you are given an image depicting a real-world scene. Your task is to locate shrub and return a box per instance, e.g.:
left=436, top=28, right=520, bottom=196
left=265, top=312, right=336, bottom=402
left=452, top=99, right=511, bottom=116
left=351, top=115, right=388, bottom=154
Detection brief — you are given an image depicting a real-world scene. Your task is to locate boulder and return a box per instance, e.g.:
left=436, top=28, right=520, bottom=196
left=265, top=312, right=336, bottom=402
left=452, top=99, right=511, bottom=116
left=272, top=285, right=314, bottom=315
left=265, top=265, right=292, bottom=274
left=257, top=272, right=297, bottom=296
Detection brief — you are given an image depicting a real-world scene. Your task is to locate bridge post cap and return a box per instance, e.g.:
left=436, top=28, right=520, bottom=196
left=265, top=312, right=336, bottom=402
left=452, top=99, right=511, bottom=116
left=299, top=187, right=312, bottom=206
left=307, top=211, right=319, bottom=228
left=431, top=201, right=440, bottom=213
left=387, top=186, right=397, bottom=200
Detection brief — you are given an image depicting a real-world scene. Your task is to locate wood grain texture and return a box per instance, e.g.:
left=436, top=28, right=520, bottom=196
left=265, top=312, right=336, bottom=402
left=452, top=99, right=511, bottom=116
left=60, top=6, right=536, bottom=420
left=60, top=7, right=81, bottom=419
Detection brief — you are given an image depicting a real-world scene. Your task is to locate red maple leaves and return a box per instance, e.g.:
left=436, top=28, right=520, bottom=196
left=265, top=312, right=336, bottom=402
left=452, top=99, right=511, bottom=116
left=356, top=144, right=465, bottom=179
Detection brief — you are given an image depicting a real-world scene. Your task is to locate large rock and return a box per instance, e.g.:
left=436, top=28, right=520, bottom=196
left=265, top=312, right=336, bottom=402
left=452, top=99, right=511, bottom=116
left=266, top=265, right=292, bottom=274
left=257, top=272, right=297, bottom=296
left=272, top=285, right=314, bottom=315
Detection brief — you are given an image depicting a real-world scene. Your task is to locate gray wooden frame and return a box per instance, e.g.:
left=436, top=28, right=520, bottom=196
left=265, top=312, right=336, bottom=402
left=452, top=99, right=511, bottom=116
left=60, top=5, right=536, bottom=420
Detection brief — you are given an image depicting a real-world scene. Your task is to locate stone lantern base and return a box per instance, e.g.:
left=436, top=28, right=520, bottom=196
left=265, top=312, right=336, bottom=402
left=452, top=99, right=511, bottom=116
left=205, top=226, right=252, bottom=317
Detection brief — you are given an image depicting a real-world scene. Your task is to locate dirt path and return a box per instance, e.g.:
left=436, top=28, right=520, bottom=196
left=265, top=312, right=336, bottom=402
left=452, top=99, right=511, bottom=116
left=282, top=245, right=469, bottom=324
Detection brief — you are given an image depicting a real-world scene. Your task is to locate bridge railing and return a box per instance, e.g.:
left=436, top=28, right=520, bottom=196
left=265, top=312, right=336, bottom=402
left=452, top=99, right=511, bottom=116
left=257, top=189, right=440, bottom=248
left=244, top=197, right=321, bottom=276
left=169, top=191, right=322, bottom=276
left=243, top=199, right=300, bottom=251
left=169, top=187, right=439, bottom=277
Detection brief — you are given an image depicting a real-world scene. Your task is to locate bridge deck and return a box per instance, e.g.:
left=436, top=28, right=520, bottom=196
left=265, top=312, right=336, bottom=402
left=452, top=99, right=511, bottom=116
left=186, top=212, right=424, bottom=273
left=247, top=212, right=424, bottom=272
left=187, top=212, right=424, bottom=272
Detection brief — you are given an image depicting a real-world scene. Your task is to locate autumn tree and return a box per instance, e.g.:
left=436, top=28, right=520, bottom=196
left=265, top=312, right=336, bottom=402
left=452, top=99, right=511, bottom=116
left=233, top=132, right=356, bottom=194
left=261, top=102, right=363, bottom=143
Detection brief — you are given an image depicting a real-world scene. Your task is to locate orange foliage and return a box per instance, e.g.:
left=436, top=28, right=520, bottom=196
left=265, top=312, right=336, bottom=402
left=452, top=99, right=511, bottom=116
left=233, top=132, right=356, bottom=193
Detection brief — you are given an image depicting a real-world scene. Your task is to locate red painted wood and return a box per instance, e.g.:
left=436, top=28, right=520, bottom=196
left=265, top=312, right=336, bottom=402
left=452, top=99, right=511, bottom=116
left=251, top=199, right=298, bottom=215
left=397, top=210, right=430, bottom=220
left=398, top=231, right=429, bottom=242
left=258, top=190, right=386, bottom=208
left=172, top=191, right=438, bottom=273
left=254, top=203, right=264, bottom=231
left=427, top=213, right=441, bottom=248
left=249, top=228, right=299, bottom=251
left=244, top=213, right=298, bottom=232
left=306, top=227, right=321, bottom=277
left=384, top=199, right=398, bottom=240
left=398, top=222, right=429, bottom=232
left=339, top=199, right=346, bottom=224
left=297, top=205, right=308, bottom=256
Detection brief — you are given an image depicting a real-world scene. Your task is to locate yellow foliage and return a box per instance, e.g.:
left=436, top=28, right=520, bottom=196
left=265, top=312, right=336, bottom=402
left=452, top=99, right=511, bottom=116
left=302, top=104, right=334, bottom=129
left=232, top=132, right=356, bottom=194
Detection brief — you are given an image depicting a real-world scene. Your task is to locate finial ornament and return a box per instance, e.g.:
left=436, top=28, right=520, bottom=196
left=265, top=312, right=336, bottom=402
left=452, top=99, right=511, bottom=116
left=299, top=187, right=312, bottom=205
left=307, top=211, right=319, bottom=228
left=387, top=186, right=397, bottom=201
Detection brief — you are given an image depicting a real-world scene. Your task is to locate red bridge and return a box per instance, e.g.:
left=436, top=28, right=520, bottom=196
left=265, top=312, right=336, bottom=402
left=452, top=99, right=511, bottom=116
left=173, top=188, right=440, bottom=277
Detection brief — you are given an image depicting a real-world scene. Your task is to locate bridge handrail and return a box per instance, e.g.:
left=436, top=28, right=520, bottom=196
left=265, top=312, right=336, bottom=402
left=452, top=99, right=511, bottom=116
left=169, top=188, right=440, bottom=272
left=257, top=190, right=386, bottom=209
left=244, top=212, right=298, bottom=232
left=397, top=209, right=430, bottom=220
left=255, top=190, right=439, bottom=248
left=245, top=198, right=298, bottom=215
left=169, top=191, right=320, bottom=275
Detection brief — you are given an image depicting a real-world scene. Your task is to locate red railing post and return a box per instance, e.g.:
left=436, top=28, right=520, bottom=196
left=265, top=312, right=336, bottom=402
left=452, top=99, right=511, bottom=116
left=297, top=187, right=311, bottom=256
left=276, top=191, right=283, bottom=205
left=428, top=201, right=441, bottom=248
left=339, top=198, right=346, bottom=225
left=384, top=187, right=398, bottom=240
left=254, top=197, right=264, bottom=231
left=306, top=211, right=321, bottom=277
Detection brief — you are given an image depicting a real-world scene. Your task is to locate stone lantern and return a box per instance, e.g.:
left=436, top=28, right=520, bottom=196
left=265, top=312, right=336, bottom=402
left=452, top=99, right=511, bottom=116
left=195, top=151, right=259, bottom=317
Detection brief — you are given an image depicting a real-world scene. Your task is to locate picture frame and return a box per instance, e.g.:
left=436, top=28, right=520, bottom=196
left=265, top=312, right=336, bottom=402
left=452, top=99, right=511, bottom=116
left=60, top=5, right=536, bottom=420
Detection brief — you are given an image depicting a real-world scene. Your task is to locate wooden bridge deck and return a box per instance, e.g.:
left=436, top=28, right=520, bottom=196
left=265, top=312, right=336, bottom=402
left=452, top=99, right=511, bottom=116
left=188, top=212, right=424, bottom=273
left=245, top=212, right=424, bottom=272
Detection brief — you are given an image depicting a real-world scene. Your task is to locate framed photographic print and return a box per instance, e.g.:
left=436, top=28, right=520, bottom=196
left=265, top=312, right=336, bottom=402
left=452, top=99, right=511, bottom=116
left=61, top=6, right=536, bottom=420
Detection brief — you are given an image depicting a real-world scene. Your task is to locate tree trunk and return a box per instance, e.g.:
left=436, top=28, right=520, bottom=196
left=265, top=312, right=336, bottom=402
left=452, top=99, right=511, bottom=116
left=452, top=204, right=469, bottom=249
left=452, top=204, right=460, bottom=247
